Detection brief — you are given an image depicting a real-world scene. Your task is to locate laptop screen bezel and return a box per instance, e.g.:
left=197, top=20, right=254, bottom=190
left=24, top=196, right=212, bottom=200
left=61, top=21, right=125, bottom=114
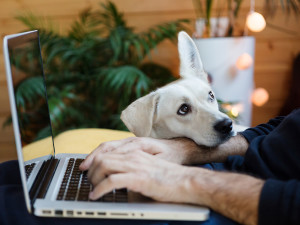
left=3, top=30, right=56, bottom=213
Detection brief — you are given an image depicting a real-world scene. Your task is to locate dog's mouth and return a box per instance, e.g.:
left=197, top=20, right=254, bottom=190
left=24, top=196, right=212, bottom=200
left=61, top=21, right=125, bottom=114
left=219, top=130, right=234, bottom=144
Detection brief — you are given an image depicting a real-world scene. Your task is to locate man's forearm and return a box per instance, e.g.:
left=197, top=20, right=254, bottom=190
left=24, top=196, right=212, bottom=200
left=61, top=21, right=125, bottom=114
left=187, top=168, right=264, bottom=225
left=173, top=133, right=249, bottom=164
left=208, top=133, right=249, bottom=162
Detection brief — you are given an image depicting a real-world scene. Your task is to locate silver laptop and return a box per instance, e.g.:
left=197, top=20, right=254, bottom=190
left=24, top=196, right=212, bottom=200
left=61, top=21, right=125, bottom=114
left=3, top=30, right=209, bottom=221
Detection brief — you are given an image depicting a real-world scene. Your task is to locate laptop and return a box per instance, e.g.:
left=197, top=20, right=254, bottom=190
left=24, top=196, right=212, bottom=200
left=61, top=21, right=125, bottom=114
left=3, top=30, right=209, bottom=221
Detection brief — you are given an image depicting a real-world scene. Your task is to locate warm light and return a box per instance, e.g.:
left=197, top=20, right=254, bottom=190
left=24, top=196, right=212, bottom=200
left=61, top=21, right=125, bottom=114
left=221, top=103, right=243, bottom=117
left=231, top=104, right=244, bottom=117
left=246, top=11, right=266, bottom=32
left=231, top=107, right=239, bottom=117
left=222, top=103, right=232, bottom=112
left=252, top=88, right=269, bottom=106
left=236, top=53, right=253, bottom=70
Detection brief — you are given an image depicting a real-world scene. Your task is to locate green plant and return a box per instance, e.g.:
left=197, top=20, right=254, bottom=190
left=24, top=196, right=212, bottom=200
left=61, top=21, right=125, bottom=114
left=12, top=1, right=189, bottom=139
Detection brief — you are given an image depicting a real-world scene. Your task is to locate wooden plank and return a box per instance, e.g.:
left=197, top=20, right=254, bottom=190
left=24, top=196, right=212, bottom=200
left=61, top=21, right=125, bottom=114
left=252, top=100, right=284, bottom=126
left=254, top=74, right=291, bottom=101
left=0, top=11, right=195, bottom=35
left=255, top=39, right=300, bottom=63
left=0, top=115, right=17, bottom=162
left=0, top=142, right=17, bottom=163
left=0, top=85, right=11, bottom=115
left=0, top=117, right=14, bottom=143
left=0, top=0, right=95, bottom=20
left=0, top=55, right=6, bottom=82
left=255, top=62, right=291, bottom=71
left=0, top=0, right=284, bottom=20
left=0, top=8, right=299, bottom=38
left=0, top=0, right=298, bottom=30
left=0, top=0, right=216, bottom=18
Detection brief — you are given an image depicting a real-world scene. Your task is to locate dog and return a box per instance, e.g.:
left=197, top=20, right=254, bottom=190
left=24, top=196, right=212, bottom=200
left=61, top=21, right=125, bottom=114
left=121, top=31, right=234, bottom=147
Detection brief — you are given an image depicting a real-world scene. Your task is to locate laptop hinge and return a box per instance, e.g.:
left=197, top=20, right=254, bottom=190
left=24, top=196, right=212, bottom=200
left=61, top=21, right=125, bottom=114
left=29, top=157, right=59, bottom=203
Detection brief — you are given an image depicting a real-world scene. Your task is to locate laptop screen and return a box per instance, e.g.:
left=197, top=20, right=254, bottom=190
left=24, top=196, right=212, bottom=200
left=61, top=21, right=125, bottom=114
left=6, top=31, right=55, bottom=162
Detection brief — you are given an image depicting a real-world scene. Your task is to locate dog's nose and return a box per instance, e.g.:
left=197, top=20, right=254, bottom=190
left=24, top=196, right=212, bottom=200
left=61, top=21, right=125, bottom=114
left=214, top=119, right=232, bottom=135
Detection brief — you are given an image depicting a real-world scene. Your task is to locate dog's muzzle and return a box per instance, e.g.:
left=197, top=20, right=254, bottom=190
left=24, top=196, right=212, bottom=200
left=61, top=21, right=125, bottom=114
left=213, top=118, right=233, bottom=137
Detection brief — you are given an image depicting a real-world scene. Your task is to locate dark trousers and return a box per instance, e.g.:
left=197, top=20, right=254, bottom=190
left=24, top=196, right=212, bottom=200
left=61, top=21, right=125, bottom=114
left=0, top=160, right=238, bottom=225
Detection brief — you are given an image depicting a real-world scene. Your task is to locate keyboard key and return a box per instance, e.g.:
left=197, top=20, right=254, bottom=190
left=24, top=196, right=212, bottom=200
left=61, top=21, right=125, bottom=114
left=56, top=158, right=128, bottom=202
left=25, top=163, right=36, bottom=179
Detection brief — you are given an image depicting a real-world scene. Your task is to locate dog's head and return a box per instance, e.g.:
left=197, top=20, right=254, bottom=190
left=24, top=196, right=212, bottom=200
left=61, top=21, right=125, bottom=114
left=121, top=31, right=233, bottom=147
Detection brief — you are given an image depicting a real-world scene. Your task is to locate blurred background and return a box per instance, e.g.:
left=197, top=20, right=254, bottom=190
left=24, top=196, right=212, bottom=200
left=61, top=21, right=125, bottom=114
left=1, top=0, right=300, bottom=162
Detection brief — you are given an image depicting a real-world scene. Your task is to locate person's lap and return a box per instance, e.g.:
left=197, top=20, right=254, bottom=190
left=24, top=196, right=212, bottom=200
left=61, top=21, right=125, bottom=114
left=0, top=160, right=239, bottom=225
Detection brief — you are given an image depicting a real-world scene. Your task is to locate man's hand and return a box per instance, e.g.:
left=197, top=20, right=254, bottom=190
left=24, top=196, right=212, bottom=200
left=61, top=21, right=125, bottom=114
left=80, top=149, right=263, bottom=225
left=79, top=137, right=202, bottom=169
left=80, top=134, right=249, bottom=170
left=83, top=150, right=199, bottom=204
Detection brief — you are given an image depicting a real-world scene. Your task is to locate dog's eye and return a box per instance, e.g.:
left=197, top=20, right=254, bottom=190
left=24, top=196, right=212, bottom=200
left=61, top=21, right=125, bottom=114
left=177, top=104, right=191, bottom=116
left=208, top=91, right=215, bottom=102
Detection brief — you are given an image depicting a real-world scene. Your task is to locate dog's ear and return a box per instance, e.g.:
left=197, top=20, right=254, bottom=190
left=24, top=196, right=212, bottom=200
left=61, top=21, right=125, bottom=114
left=121, top=92, right=159, bottom=137
left=178, top=31, right=208, bottom=82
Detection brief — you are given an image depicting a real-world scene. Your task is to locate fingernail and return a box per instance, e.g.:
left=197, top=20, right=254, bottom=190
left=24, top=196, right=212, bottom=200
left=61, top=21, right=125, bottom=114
left=79, top=161, right=85, bottom=169
left=89, top=191, right=94, bottom=199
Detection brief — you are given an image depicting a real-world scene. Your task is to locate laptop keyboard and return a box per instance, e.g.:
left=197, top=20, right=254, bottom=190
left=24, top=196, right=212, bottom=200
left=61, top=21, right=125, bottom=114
left=56, top=158, right=128, bottom=202
left=25, top=163, right=36, bottom=179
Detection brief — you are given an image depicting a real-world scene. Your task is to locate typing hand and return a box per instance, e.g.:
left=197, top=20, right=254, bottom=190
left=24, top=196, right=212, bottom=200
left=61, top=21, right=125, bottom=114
left=80, top=149, right=199, bottom=203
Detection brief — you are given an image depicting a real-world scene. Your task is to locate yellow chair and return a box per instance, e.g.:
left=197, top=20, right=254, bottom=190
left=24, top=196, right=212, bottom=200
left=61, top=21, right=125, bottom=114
left=23, top=129, right=134, bottom=161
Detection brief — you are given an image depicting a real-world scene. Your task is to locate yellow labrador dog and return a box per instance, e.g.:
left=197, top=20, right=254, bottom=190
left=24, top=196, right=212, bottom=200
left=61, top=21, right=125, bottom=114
left=121, top=31, right=233, bottom=147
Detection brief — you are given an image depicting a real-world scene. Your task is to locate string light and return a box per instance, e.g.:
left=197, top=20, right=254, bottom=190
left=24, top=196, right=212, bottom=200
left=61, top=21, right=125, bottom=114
left=246, top=12, right=266, bottom=32
left=236, top=53, right=253, bottom=70
left=245, top=0, right=266, bottom=33
left=252, top=88, right=269, bottom=106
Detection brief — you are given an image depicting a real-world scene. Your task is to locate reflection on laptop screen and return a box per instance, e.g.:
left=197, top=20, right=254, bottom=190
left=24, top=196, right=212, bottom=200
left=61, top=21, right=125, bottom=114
left=7, top=31, right=54, bottom=161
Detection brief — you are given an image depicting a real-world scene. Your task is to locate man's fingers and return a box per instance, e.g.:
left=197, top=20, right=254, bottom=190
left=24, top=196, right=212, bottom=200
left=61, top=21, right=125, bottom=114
left=89, top=173, right=138, bottom=200
left=87, top=152, right=144, bottom=186
left=87, top=156, right=126, bottom=185
left=79, top=139, right=127, bottom=170
left=80, top=137, right=146, bottom=170
left=79, top=149, right=98, bottom=171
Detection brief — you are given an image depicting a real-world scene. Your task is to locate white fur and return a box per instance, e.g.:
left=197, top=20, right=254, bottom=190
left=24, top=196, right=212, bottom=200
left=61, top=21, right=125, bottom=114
left=121, top=31, right=234, bottom=147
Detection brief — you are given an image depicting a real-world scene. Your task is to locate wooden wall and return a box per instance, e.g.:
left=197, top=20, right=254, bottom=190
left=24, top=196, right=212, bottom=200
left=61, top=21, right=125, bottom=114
left=0, top=0, right=299, bottom=162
